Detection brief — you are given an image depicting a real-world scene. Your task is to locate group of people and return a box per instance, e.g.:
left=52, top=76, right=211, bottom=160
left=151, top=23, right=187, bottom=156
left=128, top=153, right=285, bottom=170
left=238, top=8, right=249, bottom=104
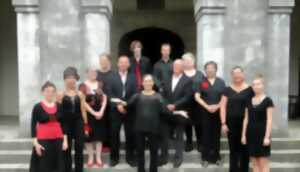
left=29, top=41, right=274, bottom=172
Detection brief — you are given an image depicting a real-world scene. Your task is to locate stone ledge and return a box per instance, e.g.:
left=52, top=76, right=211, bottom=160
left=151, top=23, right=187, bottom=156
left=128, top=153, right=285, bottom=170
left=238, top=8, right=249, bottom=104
left=268, top=0, right=295, bottom=14
left=80, top=0, right=112, bottom=19
left=11, top=0, right=39, bottom=13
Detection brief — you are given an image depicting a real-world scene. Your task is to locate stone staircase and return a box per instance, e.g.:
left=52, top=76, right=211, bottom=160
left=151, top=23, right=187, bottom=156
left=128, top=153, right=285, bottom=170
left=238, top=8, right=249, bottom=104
left=1, top=138, right=300, bottom=172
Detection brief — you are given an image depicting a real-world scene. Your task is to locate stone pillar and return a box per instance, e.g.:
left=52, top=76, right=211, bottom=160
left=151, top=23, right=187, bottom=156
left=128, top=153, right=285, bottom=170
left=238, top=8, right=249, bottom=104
left=267, top=0, right=295, bottom=135
left=224, top=0, right=268, bottom=82
left=81, top=0, right=112, bottom=69
left=39, top=0, right=83, bottom=89
left=193, top=0, right=226, bottom=77
left=12, top=0, right=41, bottom=137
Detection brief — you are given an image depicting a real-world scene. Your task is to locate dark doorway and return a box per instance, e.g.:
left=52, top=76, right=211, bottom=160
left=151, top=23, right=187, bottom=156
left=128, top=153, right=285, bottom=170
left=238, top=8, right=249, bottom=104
left=118, top=27, right=185, bottom=65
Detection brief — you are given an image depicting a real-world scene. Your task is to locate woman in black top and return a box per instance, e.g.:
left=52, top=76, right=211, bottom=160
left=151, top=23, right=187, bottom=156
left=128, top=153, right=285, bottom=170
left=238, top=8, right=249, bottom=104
left=182, top=52, right=205, bottom=152
left=79, top=67, right=108, bottom=168
left=119, top=74, right=188, bottom=172
left=30, top=81, right=68, bottom=172
left=220, top=66, right=254, bottom=172
left=194, top=61, right=226, bottom=166
left=57, top=67, right=88, bottom=172
left=242, top=74, right=274, bottom=172
left=97, top=53, right=114, bottom=153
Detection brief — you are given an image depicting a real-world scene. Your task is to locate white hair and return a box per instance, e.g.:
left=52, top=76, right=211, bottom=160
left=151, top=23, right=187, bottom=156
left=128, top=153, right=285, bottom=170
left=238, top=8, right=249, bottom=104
left=182, top=52, right=195, bottom=65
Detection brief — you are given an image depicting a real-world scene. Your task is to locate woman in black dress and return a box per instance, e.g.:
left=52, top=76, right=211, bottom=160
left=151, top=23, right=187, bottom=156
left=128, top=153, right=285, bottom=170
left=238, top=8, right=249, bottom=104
left=97, top=53, right=114, bottom=153
left=30, top=81, right=68, bottom=172
left=241, top=74, right=274, bottom=172
left=194, top=61, right=226, bottom=166
left=182, top=52, right=204, bottom=152
left=220, top=66, right=254, bottom=172
left=79, top=67, right=108, bottom=168
left=57, top=67, right=88, bottom=172
left=118, top=74, right=188, bottom=172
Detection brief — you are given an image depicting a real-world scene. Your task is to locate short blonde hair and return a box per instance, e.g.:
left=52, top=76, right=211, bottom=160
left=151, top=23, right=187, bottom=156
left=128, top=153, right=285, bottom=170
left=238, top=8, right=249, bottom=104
left=253, top=73, right=264, bottom=83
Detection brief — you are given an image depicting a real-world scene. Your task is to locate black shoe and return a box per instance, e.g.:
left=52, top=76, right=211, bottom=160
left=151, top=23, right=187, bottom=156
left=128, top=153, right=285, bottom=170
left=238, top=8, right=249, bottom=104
left=110, top=159, right=119, bottom=167
left=158, top=158, right=168, bottom=166
left=127, top=159, right=137, bottom=167
left=173, top=158, right=182, bottom=168
left=201, top=160, right=209, bottom=168
left=185, top=143, right=193, bottom=152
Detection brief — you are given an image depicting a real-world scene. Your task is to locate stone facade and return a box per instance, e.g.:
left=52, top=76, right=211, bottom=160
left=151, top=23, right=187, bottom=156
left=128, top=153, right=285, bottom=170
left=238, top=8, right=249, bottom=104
left=11, top=0, right=295, bottom=136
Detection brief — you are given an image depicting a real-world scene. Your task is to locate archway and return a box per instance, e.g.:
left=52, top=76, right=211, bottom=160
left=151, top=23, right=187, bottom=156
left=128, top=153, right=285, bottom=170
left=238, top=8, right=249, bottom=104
left=118, top=27, right=185, bottom=65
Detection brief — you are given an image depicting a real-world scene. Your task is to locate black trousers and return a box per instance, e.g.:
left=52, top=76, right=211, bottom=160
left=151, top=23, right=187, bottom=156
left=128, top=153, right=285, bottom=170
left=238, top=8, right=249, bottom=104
left=173, top=124, right=185, bottom=161
left=159, top=120, right=170, bottom=161
left=30, top=139, right=64, bottom=172
left=185, top=106, right=203, bottom=151
left=201, top=110, right=221, bottom=163
left=136, top=131, right=159, bottom=172
left=185, top=122, right=202, bottom=148
left=227, top=117, right=249, bottom=172
left=64, top=118, right=84, bottom=172
left=110, top=110, right=136, bottom=162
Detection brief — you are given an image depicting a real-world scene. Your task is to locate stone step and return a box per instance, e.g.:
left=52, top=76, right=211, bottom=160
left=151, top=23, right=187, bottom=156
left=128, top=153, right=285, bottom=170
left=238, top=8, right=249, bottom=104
left=0, top=162, right=300, bottom=172
left=1, top=138, right=300, bottom=150
left=1, top=150, right=300, bottom=164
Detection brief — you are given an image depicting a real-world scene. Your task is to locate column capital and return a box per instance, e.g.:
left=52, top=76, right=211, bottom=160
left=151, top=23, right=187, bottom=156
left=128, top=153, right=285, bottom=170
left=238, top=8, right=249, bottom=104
left=268, top=0, right=295, bottom=14
left=193, top=0, right=226, bottom=22
left=80, top=0, right=112, bottom=20
left=12, top=0, right=39, bottom=13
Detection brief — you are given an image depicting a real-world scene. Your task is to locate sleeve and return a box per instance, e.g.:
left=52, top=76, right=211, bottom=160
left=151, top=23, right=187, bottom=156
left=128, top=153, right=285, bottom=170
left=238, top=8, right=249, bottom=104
left=158, top=94, right=172, bottom=116
left=222, top=86, right=229, bottom=97
left=31, top=104, right=39, bottom=138
left=266, top=97, right=275, bottom=108
left=174, top=79, right=193, bottom=109
left=153, top=63, right=162, bottom=90
left=126, top=93, right=139, bottom=109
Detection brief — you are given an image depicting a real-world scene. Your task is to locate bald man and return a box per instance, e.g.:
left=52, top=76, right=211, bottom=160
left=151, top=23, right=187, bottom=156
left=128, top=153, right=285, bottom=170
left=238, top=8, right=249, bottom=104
left=159, top=59, right=193, bottom=168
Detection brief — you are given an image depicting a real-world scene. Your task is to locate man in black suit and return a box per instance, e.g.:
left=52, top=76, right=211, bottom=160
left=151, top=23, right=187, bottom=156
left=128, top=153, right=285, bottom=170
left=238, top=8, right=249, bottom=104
left=160, top=59, right=193, bottom=168
left=107, top=55, right=138, bottom=167
left=128, top=40, right=152, bottom=91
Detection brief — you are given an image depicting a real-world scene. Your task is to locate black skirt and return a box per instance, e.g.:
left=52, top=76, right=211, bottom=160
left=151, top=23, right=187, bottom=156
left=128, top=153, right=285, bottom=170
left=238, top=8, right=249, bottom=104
left=85, top=112, right=107, bottom=142
left=29, top=139, right=65, bottom=172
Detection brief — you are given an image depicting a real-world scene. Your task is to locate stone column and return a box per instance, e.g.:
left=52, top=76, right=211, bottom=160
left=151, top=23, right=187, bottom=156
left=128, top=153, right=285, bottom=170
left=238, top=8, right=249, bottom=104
left=12, top=0, right=41, bottom=137
left=81, top=0, right=112, bottom=69
left=224, top=0, right=268, bottom=82
left=267, top=0, right=295, bottom=135
left=193, top=0, right=226, bottom=77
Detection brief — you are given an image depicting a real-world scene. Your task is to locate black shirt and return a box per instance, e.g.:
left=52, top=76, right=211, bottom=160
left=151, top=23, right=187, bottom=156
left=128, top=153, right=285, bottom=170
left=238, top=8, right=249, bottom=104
left=127, top=93, right=171, bottom=134
left=31, top=103, right=65, bottom=137
left=96, top=70, right=114, bottom=94
left=196, top=77, right=226, bottom=105
left=223, top=86, right=254, bottom=119
left=153, top=58, right=173, bottom=89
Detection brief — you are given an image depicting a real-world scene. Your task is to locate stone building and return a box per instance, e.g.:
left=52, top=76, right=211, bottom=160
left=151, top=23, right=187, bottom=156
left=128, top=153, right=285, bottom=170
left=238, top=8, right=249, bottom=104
left=0, top=0, right=299, bottom=137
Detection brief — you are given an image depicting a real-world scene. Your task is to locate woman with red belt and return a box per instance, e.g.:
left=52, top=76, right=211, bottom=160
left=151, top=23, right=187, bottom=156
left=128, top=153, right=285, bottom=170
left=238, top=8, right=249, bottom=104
left=29, top=81, right=68, bottom=172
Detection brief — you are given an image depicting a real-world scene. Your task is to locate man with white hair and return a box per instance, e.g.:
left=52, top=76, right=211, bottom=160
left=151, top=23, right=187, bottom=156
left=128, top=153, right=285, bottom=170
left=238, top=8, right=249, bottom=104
left=182, top=52, right=204, bottom=152
left=160, top=59, right=193, bottom=168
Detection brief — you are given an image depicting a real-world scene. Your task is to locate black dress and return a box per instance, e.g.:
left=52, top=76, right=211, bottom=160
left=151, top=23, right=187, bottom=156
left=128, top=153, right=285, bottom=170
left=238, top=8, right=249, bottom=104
left=246, top=97, right=274, bottom=157
left=196, top=77, right=226, bottom=163
left=61, top=95, right=84, bottom=172
left=223, top=86, right=254, bottom=172
left=79, top=83, right=106, bottom=142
